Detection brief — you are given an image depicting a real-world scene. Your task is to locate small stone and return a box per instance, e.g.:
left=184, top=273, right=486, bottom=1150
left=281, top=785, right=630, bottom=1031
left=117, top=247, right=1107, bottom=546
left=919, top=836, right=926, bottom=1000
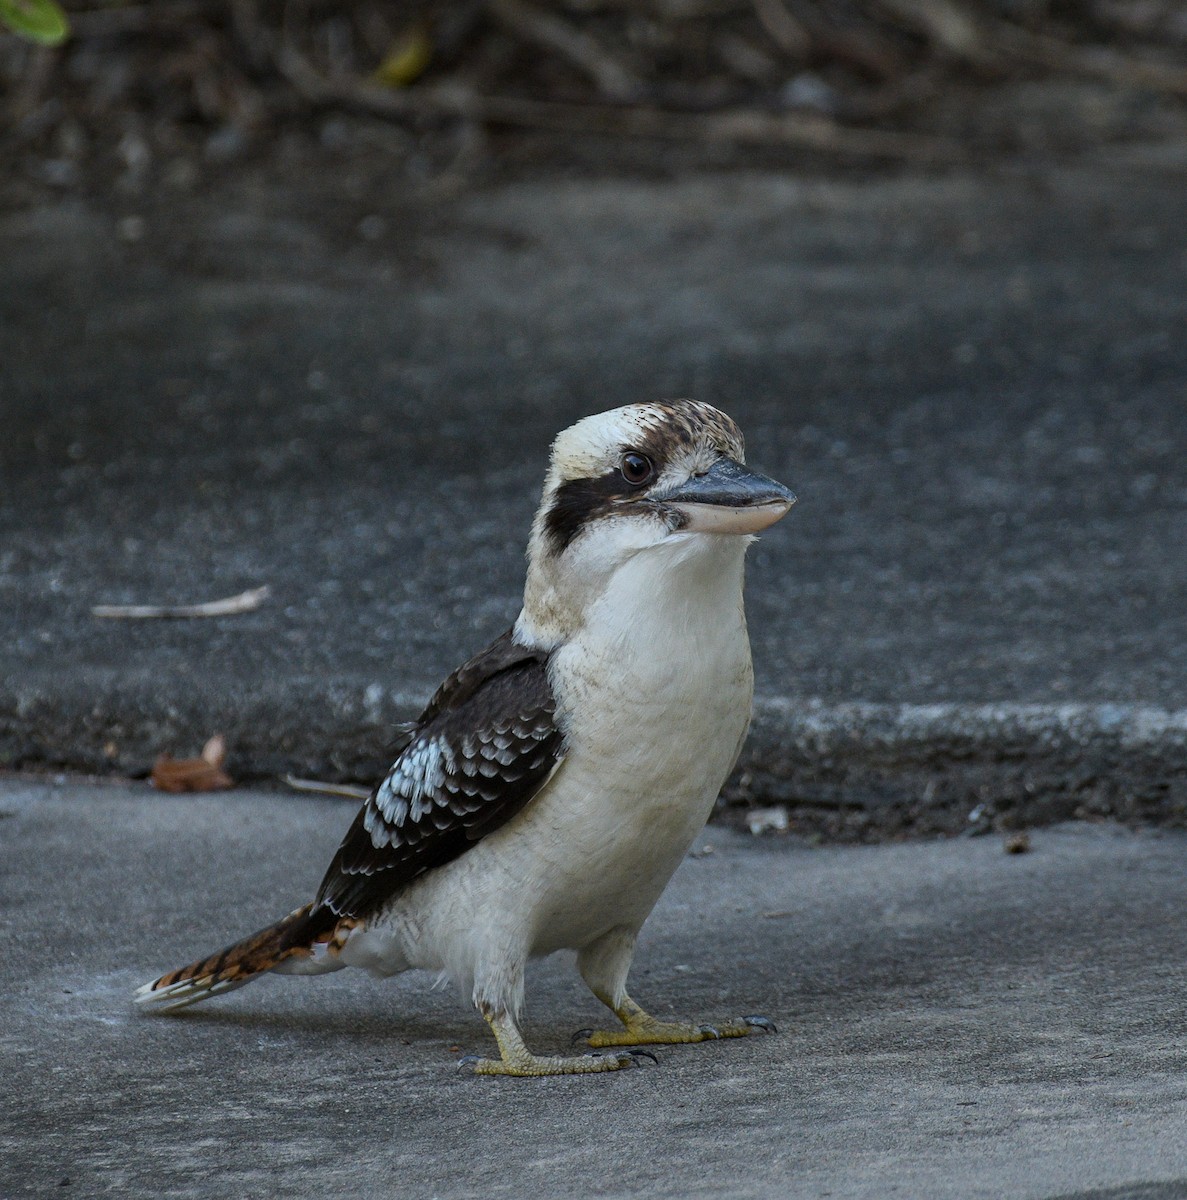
left=746, top=806, right=789, bottom=835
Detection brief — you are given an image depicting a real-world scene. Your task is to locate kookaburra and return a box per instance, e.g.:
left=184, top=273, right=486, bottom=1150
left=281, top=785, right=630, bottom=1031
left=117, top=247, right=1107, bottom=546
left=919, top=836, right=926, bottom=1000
left=137, top=400, right=796, bottom=1076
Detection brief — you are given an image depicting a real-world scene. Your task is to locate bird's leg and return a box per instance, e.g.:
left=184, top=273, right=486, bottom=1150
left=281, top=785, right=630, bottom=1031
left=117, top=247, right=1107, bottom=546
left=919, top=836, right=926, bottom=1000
left=578, top=992, right=776, bottom=1047
left=460, top=1005, right=655, bottom=1077
left=575, top=927, right=776, bottom=1048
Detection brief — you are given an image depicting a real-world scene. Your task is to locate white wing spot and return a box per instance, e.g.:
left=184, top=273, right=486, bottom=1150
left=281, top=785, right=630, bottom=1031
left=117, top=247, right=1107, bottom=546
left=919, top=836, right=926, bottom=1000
left=374, top=736, right=450, bottom=826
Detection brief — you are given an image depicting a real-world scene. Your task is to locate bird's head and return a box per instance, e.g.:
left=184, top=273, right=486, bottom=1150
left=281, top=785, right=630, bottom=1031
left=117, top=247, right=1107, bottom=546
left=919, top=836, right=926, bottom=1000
left=519, top=400, right=795, bottom=643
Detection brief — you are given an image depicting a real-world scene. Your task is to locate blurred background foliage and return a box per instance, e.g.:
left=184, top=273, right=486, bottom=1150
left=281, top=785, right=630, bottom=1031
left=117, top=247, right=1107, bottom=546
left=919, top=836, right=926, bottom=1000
left=0, top=0, right=69, bottom=44
left=3, top=0, right=1186, bottom=183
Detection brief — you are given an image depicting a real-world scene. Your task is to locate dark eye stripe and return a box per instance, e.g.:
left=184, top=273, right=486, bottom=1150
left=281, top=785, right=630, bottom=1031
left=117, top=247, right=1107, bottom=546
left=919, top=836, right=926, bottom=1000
left=543, top=469, right=639, bottom=556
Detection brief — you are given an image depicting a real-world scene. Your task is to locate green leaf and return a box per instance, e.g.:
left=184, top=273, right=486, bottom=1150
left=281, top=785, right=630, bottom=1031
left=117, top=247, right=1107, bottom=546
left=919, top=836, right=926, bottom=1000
left=372, top=22, right=433, bottom=89
left=0, top=0, right=70, bottom=45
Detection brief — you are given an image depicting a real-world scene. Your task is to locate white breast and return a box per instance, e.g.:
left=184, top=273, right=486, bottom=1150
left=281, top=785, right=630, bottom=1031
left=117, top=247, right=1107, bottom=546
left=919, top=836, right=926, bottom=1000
left=347, top=532, right=754, bottom=1001
left=528, top=531, right=752, bottom=932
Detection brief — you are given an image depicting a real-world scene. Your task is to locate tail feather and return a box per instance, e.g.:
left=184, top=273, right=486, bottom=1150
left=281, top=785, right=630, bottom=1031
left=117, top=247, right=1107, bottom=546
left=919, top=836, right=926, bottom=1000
left=135, top=903, right=343, bottom=1012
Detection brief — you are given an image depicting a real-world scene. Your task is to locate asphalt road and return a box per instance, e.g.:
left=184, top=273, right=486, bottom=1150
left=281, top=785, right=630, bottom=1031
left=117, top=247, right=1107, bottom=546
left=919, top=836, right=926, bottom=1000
left=2, top=777, right=1185, bottom=1199
left=2, top=160, right=1186, bottom=830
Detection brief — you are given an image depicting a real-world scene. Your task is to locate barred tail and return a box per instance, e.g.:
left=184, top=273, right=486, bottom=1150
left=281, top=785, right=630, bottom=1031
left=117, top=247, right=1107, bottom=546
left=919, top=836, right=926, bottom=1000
left=134, top=903, right=340, bottom=1012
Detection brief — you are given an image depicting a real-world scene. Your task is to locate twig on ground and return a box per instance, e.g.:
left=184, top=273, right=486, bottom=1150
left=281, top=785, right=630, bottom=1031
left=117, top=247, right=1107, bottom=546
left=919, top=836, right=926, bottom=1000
left=92, top=585, right=271, bottom=619
left=272, top=45, right=962, bottom=162
left=876, top=0, right=993, bottom=65
left=15, top=0, right=1184, bottom=174
left=67, top=1, right=216, bottom=35
left=229, top=0, right=274, bottom=69
left=487, top=0, right=644, bottom=100
left=792, top=13, right=908, bottom=80
left=991, top=20, right=1187, bottom=96
left=752, top=0, right=812, bottom=59
left=283, top=775, right=372, bottom=799
left=846, top=65, right=943, bottom=120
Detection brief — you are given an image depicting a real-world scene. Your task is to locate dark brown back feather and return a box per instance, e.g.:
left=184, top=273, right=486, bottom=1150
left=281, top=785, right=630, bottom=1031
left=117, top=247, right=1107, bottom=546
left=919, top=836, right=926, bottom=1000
left=315, top=630, right=564, bottom=919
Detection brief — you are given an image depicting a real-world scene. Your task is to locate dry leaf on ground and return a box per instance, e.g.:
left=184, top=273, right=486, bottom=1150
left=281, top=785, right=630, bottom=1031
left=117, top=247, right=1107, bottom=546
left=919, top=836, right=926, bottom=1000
left=151, top=734, right=234, bottom=793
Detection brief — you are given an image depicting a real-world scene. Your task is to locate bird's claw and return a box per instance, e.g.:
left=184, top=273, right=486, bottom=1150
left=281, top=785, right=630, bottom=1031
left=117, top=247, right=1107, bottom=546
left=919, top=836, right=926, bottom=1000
left=571, top=1027, right=594, bottom=1046
left=604, top=1049, right=657, bottom=1068
left=456, top=1054, right=483, bottom=1073
left=740, top=1014, right=778, bottom=1034
left=697, top=1024, right=722, bottom=1040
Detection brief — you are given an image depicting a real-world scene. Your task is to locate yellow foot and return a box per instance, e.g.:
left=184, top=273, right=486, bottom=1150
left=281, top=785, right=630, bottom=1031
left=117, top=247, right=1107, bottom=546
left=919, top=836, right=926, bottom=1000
left=577, top=999, right=778, bottom=1049
left=462, top=1006, right=658, bottom=1078
left=460, top=1048, right=658, bottom=1077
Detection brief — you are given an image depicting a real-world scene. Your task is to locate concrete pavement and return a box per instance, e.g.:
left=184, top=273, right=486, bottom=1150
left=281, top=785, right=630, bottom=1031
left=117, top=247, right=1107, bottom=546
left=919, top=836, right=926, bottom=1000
left=2, top=161, right=1186, bottom=832
left=2, top=777, right=1186, bottom=1198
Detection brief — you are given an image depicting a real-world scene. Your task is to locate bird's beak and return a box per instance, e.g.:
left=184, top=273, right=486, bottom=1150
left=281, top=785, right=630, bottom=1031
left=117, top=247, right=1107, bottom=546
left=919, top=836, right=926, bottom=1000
left=659, top=458, right=796, bottom=535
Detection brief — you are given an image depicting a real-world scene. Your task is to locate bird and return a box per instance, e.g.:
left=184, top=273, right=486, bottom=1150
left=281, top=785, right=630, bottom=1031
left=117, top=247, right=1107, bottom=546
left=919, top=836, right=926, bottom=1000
left=136, top=399, right=796, bottom=1076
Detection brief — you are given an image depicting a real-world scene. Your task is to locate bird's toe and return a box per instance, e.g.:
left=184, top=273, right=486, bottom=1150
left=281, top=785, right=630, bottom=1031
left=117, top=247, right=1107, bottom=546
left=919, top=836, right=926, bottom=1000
left=740, top=1014, right=778, bottom=1034
left=612, top=1049, right=658, bottom=1068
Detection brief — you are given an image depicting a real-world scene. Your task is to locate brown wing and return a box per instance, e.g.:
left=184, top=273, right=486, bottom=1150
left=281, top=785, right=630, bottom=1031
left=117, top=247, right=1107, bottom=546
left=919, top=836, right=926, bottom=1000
left=315, top=631, right=564, bottom=919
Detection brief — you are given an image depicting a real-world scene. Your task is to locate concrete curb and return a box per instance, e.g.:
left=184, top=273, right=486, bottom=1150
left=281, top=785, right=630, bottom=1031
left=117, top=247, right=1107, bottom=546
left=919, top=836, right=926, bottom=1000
left=4, top=678, right=1184, bottom=838
left=743, top=698, right=1187, bottom=838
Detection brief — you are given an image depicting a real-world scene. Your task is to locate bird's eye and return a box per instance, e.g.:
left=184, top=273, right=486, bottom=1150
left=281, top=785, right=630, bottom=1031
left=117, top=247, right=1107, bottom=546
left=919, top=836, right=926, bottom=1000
left=620, top=452, right=655, bottom=486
